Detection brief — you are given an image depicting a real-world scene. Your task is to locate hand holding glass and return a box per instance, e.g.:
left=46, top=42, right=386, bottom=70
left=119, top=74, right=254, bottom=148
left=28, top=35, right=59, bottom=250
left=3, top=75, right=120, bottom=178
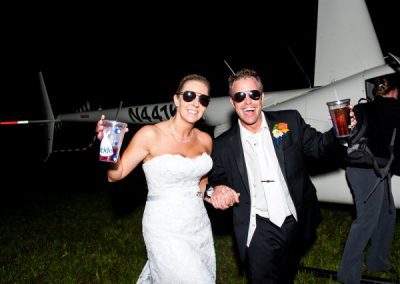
left=327, top=99, right=351, bottom=138
left=99, top=120, right=127, bottom=163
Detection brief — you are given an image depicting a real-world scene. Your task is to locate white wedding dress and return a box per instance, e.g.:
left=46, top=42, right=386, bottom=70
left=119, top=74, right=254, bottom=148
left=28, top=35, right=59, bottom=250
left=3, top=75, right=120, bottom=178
left=137, top=153, right=216, bottom=284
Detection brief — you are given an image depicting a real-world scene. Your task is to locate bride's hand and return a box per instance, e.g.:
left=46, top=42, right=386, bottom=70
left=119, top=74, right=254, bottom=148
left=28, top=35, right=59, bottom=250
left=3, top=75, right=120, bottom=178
left=96, top=115, right=106, bottom=140
left=209, top=185, right=240, bottom=210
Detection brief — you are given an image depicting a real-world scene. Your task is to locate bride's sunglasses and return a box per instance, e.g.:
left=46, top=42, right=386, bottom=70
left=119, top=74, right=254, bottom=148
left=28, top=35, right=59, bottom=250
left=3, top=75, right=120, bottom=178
left=231, top=90, right=262, bottom=103
left=177, top=91, right=210, bottom=107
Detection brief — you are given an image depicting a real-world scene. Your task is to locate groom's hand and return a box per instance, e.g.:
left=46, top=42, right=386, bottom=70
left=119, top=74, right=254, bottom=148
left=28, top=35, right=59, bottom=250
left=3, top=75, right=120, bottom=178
left=210, top=185, right=240, bottom=210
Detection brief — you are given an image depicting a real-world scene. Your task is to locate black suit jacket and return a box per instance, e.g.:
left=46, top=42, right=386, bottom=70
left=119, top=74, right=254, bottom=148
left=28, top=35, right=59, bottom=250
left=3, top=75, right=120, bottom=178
left=209, top=110, right=338, bottom=262
left=362, top=96, right=400, bottom=175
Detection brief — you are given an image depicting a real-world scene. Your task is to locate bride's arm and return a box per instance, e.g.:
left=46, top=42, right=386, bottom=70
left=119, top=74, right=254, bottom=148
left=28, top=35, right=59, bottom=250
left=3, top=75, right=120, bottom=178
left=107, top=125, right=153, bottom=182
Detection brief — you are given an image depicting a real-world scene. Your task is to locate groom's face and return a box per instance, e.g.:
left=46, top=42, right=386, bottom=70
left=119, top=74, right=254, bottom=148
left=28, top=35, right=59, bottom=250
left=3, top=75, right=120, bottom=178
left=230, top=77, right=264, bottom=133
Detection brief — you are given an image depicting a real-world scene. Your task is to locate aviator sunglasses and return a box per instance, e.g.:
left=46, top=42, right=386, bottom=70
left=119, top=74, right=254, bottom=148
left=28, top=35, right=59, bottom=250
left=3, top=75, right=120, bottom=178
left=231, top=90, right=262, bottom=103
left=177, top=91, right=210, bottom=107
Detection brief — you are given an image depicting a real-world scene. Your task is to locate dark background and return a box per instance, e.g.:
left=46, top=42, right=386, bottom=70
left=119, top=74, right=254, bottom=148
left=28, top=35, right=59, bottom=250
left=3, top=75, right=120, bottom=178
left=2, top=1, right=399, bottom=118
left=0, top=0, right=399, bottom=207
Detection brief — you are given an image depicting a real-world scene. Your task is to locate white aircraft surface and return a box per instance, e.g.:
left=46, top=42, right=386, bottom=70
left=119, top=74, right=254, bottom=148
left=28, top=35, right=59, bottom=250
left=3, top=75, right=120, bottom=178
left=1, top=0, right=399, bottom=207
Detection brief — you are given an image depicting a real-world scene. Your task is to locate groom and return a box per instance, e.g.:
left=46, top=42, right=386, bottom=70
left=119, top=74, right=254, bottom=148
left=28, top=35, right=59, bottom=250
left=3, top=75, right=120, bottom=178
left=208, top=68, right=345, bottom=283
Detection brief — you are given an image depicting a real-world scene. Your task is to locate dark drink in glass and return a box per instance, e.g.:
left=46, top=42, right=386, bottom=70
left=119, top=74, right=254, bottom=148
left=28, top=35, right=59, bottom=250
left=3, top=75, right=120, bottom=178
left=327, top=99, right=351, bottom=138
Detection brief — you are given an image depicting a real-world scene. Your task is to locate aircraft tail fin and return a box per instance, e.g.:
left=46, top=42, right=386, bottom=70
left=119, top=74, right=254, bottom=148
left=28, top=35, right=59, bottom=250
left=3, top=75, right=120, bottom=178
left=38, top=72, right=55, bottom=161
left=37, top=73, right=98, bottom=160
left=0, top=72, right=56, bottom=161
left=314, top=0, right=385, bottom=86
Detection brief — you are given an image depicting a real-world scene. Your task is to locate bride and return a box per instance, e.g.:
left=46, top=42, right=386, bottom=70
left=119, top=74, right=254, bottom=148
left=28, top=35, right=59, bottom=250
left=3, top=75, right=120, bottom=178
left=96, top=74, right=239, bottom=283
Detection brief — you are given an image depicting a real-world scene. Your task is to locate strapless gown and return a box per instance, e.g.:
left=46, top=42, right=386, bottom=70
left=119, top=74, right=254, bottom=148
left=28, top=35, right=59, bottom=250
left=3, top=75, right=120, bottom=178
left=137, top=153, right=216, bottom=284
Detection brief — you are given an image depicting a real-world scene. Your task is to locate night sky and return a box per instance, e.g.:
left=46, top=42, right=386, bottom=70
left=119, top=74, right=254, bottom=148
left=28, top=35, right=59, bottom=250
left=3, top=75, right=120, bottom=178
left=2, top=0, right=399, bottom=117
left=1, top=0, right=399, bottom=192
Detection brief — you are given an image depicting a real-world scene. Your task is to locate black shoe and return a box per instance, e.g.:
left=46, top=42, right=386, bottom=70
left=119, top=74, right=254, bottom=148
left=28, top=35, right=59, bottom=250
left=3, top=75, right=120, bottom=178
left=387, top=266, right=397, bottom=274
left=368, top=265, right=397, bottom=274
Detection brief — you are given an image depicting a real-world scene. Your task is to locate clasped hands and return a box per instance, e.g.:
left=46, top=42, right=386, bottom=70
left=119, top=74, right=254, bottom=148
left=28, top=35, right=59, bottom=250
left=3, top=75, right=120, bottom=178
left=207, top=185, right=240, bottom=210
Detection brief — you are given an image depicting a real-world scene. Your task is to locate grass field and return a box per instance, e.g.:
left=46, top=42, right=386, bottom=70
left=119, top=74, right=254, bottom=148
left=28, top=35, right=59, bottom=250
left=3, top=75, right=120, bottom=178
left=1, top=184, right=399, bottom=283
left=0, top=147, right=398, bottom=283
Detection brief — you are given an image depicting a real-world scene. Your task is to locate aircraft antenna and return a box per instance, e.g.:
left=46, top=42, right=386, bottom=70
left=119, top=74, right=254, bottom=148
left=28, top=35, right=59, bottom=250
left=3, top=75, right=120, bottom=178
left=287, top=47, right=312, bottom=88
left=224, top=60, right=236, bottom=75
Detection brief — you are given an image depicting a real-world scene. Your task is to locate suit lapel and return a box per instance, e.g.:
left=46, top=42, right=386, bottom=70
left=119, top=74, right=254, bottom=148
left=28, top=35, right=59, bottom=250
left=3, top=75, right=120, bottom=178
left=265, top=112, right=287, bottom=179
left=229, top=124, right=250, bottom=194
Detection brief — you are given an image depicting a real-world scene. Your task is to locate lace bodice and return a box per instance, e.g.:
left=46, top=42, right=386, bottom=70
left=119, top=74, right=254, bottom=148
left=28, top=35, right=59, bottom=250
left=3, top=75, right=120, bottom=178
left=138, top=152, right=216, bottom=283
left=142, top=152, right=212, bottom=196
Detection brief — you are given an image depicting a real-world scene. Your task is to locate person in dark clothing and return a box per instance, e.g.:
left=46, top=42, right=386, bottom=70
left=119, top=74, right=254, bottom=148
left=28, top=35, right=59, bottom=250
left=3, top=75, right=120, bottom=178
left=207, top=68, right=348, bottom=283
left=337, top=73, right=400, bottom=283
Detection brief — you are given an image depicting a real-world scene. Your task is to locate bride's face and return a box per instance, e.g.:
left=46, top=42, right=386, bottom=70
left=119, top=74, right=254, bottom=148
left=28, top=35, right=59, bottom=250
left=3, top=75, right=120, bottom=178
left=173, top=80, right=210, bottom=123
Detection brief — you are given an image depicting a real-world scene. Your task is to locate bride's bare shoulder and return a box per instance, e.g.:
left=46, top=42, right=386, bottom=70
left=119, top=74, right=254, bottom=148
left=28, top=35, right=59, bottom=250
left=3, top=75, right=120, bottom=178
left=136, top=122, right=168, bottom=138
left=195, top=129, right=212, bottom=153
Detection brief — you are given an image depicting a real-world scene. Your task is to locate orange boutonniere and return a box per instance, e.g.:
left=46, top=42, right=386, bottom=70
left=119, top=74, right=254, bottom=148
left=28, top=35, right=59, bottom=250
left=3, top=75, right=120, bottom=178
left=272, top=122, right=289, bottom=144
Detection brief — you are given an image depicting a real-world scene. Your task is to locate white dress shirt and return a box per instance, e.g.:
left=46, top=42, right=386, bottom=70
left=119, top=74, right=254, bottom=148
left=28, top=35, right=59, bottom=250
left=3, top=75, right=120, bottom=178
left=239, top=113, right=297, bottom=246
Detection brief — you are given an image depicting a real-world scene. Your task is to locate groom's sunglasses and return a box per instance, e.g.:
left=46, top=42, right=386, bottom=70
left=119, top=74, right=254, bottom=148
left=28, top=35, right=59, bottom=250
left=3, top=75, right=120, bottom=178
left=231, top=90, right=262, bottom=103
left=177, top=91, right=210, bottom=107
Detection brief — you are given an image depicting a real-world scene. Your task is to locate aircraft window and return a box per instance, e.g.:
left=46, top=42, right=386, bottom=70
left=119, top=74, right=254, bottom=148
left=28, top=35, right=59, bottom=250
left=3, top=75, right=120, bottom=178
left=386, top=52, right=400, bottom=71
left=365, top=72, right=400, bottom=102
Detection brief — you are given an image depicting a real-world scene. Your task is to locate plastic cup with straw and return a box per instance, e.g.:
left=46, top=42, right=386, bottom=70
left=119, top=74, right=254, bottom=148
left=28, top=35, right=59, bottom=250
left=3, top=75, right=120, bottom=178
left=99, top=101, right=127, bottom=163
